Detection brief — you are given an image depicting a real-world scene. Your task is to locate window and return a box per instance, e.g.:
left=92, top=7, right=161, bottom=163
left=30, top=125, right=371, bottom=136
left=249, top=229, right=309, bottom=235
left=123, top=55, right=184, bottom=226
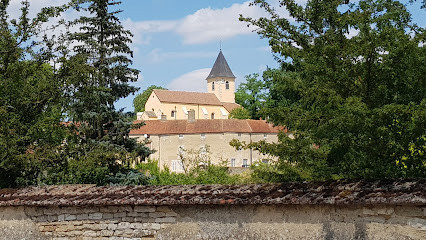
left=211, top=113, right=215, bottom=119
left=171, top=160, right=184, bottom=172
left=226, top=81, right=229, bottom=89
left=212, top=82, right=215, bottom=90
left=182, top=107, right=188, bottom=115
left=264, top=134, right=268, bottom=139
left=179, top=134, right=184, bottom=139
left=242, top=159, right=248, bottom=168
left=220, top=108, right=228, bottom=117
left=202, top=107, right=208, bottom=115
left=152, top=108, right=154, bottom=111
left=171, top=110, right=175, bottom=118
left=237, top=133, right=242, bottom=138
left=231, top=158, right=236, bottom=167
left=200, top=133, right=206, bottom=140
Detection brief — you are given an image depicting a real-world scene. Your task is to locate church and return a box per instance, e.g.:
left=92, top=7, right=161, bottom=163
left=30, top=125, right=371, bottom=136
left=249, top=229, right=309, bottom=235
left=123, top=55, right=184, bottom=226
left=137, top=50, right=240, bottom=121
left=130, top=51, right=285, bottom=172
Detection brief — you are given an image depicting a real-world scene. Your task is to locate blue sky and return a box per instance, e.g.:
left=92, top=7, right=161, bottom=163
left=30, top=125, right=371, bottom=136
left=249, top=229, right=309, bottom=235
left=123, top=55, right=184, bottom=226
left=7, top=0, right=425, bottom=112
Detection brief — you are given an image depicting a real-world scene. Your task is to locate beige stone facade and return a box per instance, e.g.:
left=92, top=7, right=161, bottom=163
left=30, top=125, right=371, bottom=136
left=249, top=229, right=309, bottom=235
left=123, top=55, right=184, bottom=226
left=136, top=132, right=278, bottom=172
left=207, top=76, right=236, bottom=103
left=144, top=91, right=232, bottom=121
left=130, top=119, right=282, bottom=172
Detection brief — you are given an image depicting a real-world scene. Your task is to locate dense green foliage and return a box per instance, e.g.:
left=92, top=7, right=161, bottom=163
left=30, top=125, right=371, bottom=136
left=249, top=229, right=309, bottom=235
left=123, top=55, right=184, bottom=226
left=0, top=0, right=151, bottom=188
left=229, top=107, right=251, bottom=119
left=0, top=0, right=67, bottom=188
left=136, top=160, right=240, bottom=185
left=133, top=85, right=166, bottom=113
left=235, top=74, right=269, bottom=119
left=238, top=0, right=426, bottom=180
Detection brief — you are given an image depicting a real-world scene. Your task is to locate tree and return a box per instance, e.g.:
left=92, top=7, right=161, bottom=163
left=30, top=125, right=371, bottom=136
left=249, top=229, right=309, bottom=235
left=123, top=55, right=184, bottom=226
left=133, top=85, right=166, bottom=113
left=229, top=107, right=251, bottom=119
left=235, top=73, right=269, bottom=119
left=239, top=0, right=425, bottom=180
left=0, top=0, right=66, bottom=187
left=42, top=0, right=152, bottom=184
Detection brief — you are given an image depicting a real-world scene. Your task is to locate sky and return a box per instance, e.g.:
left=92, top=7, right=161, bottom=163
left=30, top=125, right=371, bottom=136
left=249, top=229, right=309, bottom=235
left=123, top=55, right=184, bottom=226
left=6, top=0, right=425, bottom=112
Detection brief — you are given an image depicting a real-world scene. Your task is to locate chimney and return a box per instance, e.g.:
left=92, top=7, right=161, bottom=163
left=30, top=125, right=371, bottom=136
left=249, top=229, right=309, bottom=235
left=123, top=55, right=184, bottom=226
left=188, top=109, right=196, bottom=122
left=161, top=114, right=167, bottom=121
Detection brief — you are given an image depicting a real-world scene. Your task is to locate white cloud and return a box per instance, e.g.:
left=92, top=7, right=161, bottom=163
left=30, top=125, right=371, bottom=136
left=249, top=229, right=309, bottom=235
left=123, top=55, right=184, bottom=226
left=147, top=49, right=216, bottom=63
left=124, top=1, right=270, bottom=45
left=175, top=2, right=267, bottom=44
left=8, top=0, right=70, bottom=19
left=167, top=68, right=212, bottom=92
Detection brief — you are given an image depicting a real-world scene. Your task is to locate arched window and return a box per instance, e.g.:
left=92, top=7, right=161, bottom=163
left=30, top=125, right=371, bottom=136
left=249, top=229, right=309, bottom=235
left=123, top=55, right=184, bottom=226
left=211, top=113, right=215, bottom=119
left=171, top=110, right=175, bottom=118
left=212, top=82, right=215, bottom=91
left=225, top=81, right=229, bottom=89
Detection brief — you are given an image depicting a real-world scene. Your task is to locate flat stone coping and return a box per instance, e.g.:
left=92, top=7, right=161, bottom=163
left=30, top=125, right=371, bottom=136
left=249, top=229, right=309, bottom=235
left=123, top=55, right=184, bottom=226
left=0, top=180, right=424, bottom=207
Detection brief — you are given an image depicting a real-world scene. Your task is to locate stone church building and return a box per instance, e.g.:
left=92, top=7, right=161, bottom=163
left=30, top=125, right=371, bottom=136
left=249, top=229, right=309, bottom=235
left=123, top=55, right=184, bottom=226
left=130, top=51, right=285, bottom=172
left=137, top=50, right=240, bottom=121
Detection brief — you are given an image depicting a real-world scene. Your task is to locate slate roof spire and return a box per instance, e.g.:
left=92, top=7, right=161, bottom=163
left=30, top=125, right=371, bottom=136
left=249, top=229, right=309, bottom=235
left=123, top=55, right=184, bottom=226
left=206, top=50, right=235, bottom=80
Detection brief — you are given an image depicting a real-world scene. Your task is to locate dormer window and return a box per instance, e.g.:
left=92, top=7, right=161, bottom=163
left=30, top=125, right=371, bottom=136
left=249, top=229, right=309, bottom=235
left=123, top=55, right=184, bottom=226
left=212, top=82, right=215, bottom=91
left=226, top=81, right=229, bottom=89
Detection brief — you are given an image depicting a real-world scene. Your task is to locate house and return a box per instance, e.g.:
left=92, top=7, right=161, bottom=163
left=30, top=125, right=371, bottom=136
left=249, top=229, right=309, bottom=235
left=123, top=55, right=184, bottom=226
left=130, top=111, right=283, bottom=172
left=138, top=50, right=240, bottom=121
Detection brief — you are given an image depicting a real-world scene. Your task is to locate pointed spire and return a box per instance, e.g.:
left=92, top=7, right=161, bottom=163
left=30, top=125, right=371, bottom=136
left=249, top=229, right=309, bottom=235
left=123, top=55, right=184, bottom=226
left=206, top=50, right=235, bottom=80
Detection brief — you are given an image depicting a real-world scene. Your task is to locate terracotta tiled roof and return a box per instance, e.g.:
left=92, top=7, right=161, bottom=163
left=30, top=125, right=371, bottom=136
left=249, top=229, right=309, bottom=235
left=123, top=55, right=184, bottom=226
left=129, top=119, right=281, bottom=135
left=153, top=89, right=222, bottom=106
left=0, top=180, right=424, bottom=207
left=222, top=102, right=241, bottom=112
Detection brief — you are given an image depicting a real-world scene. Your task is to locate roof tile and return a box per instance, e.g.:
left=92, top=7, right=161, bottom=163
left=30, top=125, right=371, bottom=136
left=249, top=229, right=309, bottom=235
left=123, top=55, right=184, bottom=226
left=153, top=89, right=222, bottom=106
left=130, top=119, right=281, bottom=135
left=0, top=180, right=423, bottom=207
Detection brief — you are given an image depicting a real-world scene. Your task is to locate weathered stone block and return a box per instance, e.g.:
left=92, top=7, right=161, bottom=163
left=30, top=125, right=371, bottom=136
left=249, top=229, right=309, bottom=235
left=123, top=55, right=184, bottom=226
left=103, top=213, right=114, bottom=219
left=98, top=229, right=114, bottom=237
left=156, top=206, right=172, bottom=212
left=377, top=207, right=394, bottom=215
left=134, top=206, right=155, bottom=213
left=149, top=212, right=165, bottom=218
left=117, top=222, right=131, bottom=229
left=89, top=212, right=103, bottom=220
left=122, top=217, right=135, bottom=222
left=82, top=230, right=97, bottom=237
left=114, top=212, right=127, bottom=218
left=64, top=214, right=77, bottom=221
left=165, top=212, right=178, bottom=217
left=77, top=213, right=89, bottom=220
left=119, top=206, right=133, bottom=212
left=57, top=214, right=65, bottom=222
left=146, top=223, right=161, bottom=230
left=362, top=207, right=376, bottom=216
left=395, top=207, right=424, bottom=217
left=47, top=215, right=58, bottom=222
left=100, top=206, right=119, bottom=213
left=155, top=217, right=176, bottom=223
left=107, top=223, right=118, bottom=230
left=130, top=222, right=143, bottom=229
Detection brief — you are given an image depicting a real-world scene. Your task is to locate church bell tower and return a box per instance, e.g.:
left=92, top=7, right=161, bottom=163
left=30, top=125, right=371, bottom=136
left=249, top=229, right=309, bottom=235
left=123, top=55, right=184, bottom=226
left=206, top=50, right=236, bottom=103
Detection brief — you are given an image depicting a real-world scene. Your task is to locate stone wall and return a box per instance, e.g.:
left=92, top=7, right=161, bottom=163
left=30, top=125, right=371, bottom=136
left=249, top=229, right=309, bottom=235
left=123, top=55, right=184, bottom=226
left=0, top=181, right=425, bottom=239
left=0, top=204, right=425, bottom=240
